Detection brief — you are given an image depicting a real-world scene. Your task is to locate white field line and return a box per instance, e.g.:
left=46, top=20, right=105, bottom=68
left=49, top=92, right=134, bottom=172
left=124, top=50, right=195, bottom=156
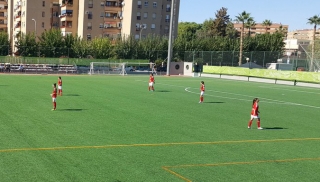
left=259, top=86, right=320, bottom=95
left=186, top=88, right=320, bottom=109
left=135, top=80, right=320, bottom=109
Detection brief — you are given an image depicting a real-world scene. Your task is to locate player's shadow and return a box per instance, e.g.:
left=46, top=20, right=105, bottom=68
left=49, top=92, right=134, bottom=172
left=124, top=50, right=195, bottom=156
left=59, top=109, right=86, bottom=112
left=64, top=94, right=80, bottom=96
left=204, top=101, right=225, bottom=104
left=157, top=90, right=171, bottom=92
left=263, top=127, right=288, bottom=130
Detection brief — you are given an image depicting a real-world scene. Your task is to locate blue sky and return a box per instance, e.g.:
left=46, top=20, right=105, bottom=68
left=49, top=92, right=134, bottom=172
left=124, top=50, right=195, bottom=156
left=179, top=0, right=320, bottom=31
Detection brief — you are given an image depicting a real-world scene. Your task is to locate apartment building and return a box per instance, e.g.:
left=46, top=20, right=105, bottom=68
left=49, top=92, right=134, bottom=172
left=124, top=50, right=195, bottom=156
left=59, top=0, right=180, bottom=40
left=0, top=0, right=8, bottom=32
left=233, top=23, right=288, bottom=36
left=287, top=29, right=320, bottom=40
left=7, top=0, right=60, bottom=52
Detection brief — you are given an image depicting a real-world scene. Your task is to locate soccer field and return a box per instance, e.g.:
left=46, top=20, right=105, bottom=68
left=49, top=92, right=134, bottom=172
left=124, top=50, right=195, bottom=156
left=0, top=74, right=319, bottom=182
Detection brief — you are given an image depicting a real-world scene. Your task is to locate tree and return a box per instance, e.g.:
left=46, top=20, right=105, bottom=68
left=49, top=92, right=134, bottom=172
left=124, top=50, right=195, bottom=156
left=245, top=20, right=256, bottom=37
left=262, top=19, right=272, bottom=34
left=307, top=15, right=320, bottom=71
left=15, top=32, right=38, bottom=57
left=177, top=22, right=202, bottom=41
left=38, top=29, right=66, bottom=57
left=212, top=7, right=230, bottom=37
left=225, top=21, right=238, bottom=39
left=0, top=32, right=10, bottom=55
left=90, top=38, right=113, bottom=59
left=235, top=11, right=253, bottom=65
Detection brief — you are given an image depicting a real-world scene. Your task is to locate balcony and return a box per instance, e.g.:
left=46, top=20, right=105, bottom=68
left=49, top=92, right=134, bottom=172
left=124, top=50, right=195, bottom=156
left=105, top=1, right=122, bottom=11
left=60, top=22, right=73, bottom=32
left=0, top=6, right=8, bottom=11
left=0, top=20, right=7, bottom=28
left=61, top=0, right=73, bottom=7
left=60, top=10, right=73, bottom=21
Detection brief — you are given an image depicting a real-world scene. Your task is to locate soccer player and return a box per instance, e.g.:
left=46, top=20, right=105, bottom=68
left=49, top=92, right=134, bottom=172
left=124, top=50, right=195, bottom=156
left=50, top=83, right=57, bottom=111
left=58, top=76, right=62, bottom=96
left=149, top=73, right=155, bottom=91
left=199, top=81, right=205, bottom=103
left=248, top=98, right=263, bottom=129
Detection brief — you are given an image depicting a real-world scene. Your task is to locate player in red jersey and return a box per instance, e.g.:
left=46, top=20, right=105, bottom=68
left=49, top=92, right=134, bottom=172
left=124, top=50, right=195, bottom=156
left=148, top=73, right=155, bottom=91
left=58, top=76, right=62, bottom=96
left=199, top=81, right=205, bottom=103
left=248, top=98, right=263, bottom=129
left=50, top=83, right=57, bottom=111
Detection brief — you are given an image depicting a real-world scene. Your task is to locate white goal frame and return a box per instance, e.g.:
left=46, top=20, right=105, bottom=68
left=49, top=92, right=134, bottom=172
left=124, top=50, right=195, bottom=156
left=89, top=62, right=127, bottom=75
left=125, top=62, right=157, bottom=75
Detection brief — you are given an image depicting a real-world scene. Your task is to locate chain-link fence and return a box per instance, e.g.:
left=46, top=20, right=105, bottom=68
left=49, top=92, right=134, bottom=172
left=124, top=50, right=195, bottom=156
left=184, top=51, right=312, bottom=71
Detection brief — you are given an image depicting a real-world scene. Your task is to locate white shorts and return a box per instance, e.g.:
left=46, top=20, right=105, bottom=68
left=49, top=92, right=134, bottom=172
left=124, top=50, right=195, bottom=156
left=58, top=86, right=62, bottom=90
left=200, top=91, right=204, bottom=96
left=250, top=115, right=259, bottom=119
left=52, top=98, right=56, bottom=102
left=149, top=82, right=154, bottom=87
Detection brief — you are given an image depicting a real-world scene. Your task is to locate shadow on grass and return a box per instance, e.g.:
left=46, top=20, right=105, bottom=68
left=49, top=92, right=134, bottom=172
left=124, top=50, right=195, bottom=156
left=156, top=90, right=171, bottom=93
left=63, top=94, right=80, bottom=96
left=263, top=127, right=288, bottom=130
left=204, top=102, right=225, bottom=104
left=58, top=109, right=86, bottom=112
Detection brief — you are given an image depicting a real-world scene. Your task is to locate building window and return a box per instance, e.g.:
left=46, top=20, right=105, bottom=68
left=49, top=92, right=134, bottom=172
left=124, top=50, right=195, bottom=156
left=88, top=0, right=93, bottom=8
left=137, top=12, right=141, bottom=20
left=87, top=34, right=91, bottom=41
left=152, top=13, right=156, bottom=19
left=143, top=12, right=148, bottom=19
left=42, top=1, right=45, bottom=7
left=42, top=12, right=45, bottom=17
left=87, top=22, right=92, bottom=30
left=100, top=12, right=104, bottom=17
left=135, top=34, right=139, bottom=39
left=137, top=1, right=141, bottom=8
left=151, top=24, right=155, bottom=29
left=166, top=4, right=171, bottom=12
left=153, top=2, right=157, bottom=8
left=99, top=23, right=103, bottom=29
left=165, top=15, right=170, bottom=22
left=88, top=12, right=92, bottom=19
left=144, top=1, right=148, bottom=7
left=143, top=24, right=147, bottom=29
left=42, top=22, right=44, bottom=28
left=101, top=1, right=104, bottom=6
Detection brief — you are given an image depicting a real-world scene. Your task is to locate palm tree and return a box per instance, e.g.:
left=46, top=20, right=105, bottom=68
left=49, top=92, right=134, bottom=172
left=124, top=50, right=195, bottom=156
left=235, top=11, right=253, bottom=65
left=245, top=19, right=256, bottom=37
left=307, top=15, right=320, bottom=71
left=262, top=19, right=272, bottom=34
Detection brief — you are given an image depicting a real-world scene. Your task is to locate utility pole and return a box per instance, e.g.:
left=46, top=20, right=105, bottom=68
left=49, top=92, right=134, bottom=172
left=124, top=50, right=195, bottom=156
left=166, top=0, right=176, bottom=76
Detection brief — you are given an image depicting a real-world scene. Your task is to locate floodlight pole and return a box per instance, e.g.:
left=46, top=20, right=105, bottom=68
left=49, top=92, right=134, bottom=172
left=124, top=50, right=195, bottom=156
left=166, top=0, right=175, bottom=76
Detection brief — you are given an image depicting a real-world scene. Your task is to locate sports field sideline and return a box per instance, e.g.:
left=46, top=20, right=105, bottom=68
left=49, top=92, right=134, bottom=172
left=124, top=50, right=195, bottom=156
left=0, top=74, right=319, bottom=181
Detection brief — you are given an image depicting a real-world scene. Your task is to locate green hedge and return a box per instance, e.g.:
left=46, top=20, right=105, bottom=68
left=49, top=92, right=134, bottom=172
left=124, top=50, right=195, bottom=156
left=203, top=66, right=320, bottom=83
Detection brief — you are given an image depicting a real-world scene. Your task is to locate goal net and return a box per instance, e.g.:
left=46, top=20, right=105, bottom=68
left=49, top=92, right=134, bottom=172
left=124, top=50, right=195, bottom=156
left=125, top=63, right=157, bottom=75
left=89, top=62, right=126, bottom=75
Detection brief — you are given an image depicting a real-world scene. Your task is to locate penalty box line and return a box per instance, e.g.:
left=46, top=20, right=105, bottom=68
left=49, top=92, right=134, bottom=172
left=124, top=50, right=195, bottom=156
left=162, top=157, right=320, bottom=182
left=1, top=138, right=320, bottom=153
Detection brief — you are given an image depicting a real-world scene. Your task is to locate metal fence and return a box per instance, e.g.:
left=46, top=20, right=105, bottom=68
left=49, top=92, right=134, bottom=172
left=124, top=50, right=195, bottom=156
left=184, top=51, right=315, bottom=71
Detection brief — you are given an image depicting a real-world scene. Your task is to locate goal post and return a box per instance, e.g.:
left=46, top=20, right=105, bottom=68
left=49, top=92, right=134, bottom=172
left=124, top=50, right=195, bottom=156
left=89, top=62, right=127, bottom=75
left=125, top=62, right=157, bottom=75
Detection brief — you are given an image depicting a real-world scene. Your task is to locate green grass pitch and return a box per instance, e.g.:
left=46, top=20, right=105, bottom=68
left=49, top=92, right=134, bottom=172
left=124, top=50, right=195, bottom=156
left=0, top=74, right=320, bottom=182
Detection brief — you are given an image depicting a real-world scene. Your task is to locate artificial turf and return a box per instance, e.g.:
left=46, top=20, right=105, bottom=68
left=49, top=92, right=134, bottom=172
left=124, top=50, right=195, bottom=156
left=0, top=74, right=319, bottom=182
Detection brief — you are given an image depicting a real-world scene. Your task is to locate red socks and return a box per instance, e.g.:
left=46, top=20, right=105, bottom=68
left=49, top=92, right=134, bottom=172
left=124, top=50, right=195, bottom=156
left=248, top=120, right=252, bottom=127
left=53, top=102, right=56, bottom=110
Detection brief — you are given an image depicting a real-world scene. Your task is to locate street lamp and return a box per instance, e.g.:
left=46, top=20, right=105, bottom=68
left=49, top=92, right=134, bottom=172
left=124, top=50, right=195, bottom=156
left=286, top=52, right=291, bottom=64
left=31, top=19, right=36, bottom=36
left=139, top=24, right=145, bottom=40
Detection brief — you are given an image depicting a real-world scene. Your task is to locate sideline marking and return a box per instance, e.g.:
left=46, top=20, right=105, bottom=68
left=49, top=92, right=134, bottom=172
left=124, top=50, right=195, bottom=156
left=259, top=86, right=320, bottom=95
left=135, top=80, right=320, bottom=109
left=162, top=157, right=320, bottom=182
left=185, top=87, right=320, bottom=109
left=1, top=138, right=320, bottom=153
